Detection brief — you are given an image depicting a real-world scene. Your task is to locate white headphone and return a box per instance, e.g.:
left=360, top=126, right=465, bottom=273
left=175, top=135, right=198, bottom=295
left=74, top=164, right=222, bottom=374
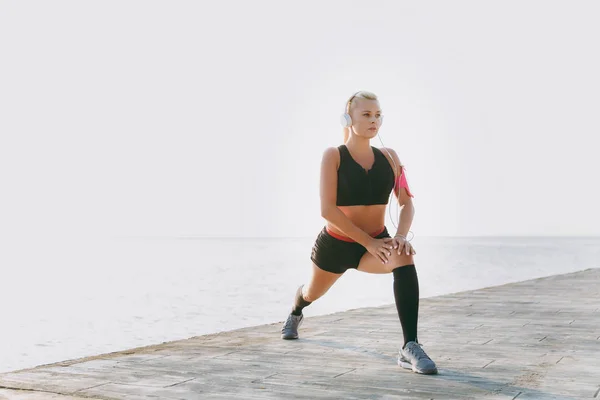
left=340, top=91, right=384, bottom=128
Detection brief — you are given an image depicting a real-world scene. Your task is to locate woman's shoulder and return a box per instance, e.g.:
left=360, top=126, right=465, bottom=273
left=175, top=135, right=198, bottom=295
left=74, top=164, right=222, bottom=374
left=376, top=146, right=404, bottom=173
left=376, top=146, right=400, bottom=161
left=323, top=145, right=345, bottom=156
left=321, top=146, right=342, bottom=165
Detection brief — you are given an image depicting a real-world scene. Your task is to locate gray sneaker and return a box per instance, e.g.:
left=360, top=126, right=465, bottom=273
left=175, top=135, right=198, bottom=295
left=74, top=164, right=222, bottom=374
left=398, top=341, right=438, bottom=374
left=281, top=313, right=303, bottom=340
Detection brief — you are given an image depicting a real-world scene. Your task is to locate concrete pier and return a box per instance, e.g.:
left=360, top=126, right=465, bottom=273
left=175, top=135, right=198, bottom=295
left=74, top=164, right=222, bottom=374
left=1, top=269, right=599, bottom=399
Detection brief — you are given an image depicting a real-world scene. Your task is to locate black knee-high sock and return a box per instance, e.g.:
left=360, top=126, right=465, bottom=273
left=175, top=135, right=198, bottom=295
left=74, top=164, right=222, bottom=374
left=392, top=264, right=420, bottom=347
left=291, top=285, right=312, bottom=316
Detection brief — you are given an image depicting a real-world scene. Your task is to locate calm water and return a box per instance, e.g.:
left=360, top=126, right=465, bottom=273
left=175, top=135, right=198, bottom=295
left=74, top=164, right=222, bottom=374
left=1, top=235, right=599, bottom=373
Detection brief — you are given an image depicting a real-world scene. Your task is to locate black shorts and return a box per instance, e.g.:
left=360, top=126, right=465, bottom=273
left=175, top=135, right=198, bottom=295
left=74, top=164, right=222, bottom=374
left=310, top=226, right=391, bottom=274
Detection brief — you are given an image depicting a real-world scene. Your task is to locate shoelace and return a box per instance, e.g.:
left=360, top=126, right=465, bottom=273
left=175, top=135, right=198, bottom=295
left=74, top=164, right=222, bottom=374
left=282, top=315, right=296, bottom=331
left=406, top=343, right=431, bottom=361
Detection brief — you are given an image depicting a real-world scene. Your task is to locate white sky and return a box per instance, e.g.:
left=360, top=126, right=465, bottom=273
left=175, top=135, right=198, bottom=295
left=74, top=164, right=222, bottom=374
left=1, top=1, right=599, bottom=238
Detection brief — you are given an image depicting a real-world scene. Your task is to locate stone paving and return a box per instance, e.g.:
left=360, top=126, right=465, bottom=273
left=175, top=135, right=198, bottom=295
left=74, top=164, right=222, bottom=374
left=1, top=269, right=599, bottom=399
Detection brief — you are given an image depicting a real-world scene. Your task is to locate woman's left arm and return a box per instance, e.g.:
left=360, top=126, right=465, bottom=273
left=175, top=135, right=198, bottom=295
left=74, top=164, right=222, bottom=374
left=382, top=147, right=416, bottom=255
left=395, top=191, right=415, bottom=240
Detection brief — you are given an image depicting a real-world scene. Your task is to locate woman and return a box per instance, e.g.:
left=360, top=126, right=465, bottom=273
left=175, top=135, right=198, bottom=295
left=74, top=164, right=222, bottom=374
left=280, top=91, right=437, bottom=375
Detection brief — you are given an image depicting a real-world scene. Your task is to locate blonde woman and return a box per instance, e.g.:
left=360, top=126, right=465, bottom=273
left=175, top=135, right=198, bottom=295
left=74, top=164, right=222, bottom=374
left=280, top=91, right=437, bottom=375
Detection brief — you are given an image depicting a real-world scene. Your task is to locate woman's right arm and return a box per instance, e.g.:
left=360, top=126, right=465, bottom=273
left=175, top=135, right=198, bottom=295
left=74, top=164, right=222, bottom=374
left=319, top=147, right=376, bottom=248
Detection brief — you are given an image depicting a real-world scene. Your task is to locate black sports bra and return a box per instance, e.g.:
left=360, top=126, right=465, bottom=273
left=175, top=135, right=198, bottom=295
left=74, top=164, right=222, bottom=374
left=336, top=145, right=395, bottom=206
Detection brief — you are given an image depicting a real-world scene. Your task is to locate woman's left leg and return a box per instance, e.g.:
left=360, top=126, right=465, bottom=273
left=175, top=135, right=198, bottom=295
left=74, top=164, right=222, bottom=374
left=357, top=250, right=419, bottom=345
left=357, top=247, right=437, bottom=374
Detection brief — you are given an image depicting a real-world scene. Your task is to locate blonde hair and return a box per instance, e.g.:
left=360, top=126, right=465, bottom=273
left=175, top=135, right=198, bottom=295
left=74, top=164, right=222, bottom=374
left=342, top=91, right=378, bottom=143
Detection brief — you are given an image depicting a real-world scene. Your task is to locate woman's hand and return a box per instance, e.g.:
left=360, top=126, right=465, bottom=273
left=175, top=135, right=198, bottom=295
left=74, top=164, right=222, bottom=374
left=366, top=237, right=396, bottom=264
left=391, top=235, right=416, bottom=256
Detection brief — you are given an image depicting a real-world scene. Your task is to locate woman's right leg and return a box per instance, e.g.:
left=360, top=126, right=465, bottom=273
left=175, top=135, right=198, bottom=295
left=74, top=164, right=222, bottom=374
left=299, top=263, right=343, bottom=304
left=282, top=227, right=349, bottom=340
left=282, top=263, right=343, bottom=340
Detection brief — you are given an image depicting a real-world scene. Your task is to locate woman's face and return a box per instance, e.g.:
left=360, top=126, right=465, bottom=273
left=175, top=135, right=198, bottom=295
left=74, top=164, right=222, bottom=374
left=350, top=98, right=382, bottom=138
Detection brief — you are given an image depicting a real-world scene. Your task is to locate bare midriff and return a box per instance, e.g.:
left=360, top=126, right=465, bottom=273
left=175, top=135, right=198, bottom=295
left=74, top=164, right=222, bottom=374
left=325, top=204, right=387, bottom=242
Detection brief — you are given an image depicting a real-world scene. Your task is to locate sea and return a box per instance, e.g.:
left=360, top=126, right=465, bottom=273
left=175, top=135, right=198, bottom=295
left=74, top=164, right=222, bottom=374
left=1, top=235, right=599, bottom=373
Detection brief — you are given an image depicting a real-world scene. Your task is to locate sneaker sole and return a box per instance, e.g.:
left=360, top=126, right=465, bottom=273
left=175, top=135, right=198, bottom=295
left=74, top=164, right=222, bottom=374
left=397, top=357, right=438, bottom=375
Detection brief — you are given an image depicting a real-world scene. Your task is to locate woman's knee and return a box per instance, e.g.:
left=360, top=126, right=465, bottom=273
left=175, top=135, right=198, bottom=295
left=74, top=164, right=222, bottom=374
left=388, top=253, right=415, bottom=270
